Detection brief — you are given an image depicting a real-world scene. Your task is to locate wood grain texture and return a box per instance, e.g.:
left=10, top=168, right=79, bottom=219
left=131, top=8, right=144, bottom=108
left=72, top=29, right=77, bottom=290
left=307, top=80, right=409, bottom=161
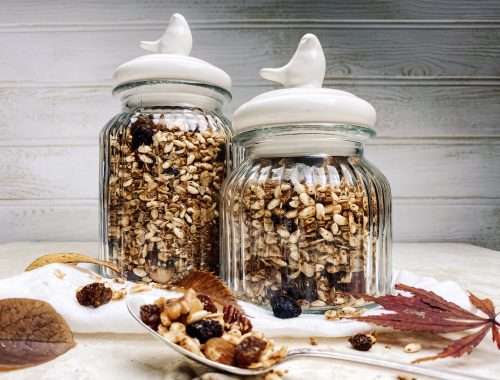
left=1, top=0, right=500, bottom=22
left=0, top=142, right=498, bottom=200
left=1, top=84, right=499, bottom=145
left=0, top=1, right=498, bottom=248
left=1, top=199, right=498, bottom=250
left=0, top=27, right=499, bottom=85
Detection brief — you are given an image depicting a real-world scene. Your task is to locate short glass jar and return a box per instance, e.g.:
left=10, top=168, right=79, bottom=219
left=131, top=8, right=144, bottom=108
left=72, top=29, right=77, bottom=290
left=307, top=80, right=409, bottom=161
left=220, top=33, right=392, bottom=311
left=221, top=127, right=391, bottom=310
left=99, top=14, right=232, bottom=282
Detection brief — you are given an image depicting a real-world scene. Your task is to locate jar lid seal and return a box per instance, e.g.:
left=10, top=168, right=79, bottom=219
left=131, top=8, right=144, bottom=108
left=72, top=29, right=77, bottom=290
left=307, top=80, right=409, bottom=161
left=233, top=34, right=376, bottom=135
left=112, top=14, right=231, bottom=92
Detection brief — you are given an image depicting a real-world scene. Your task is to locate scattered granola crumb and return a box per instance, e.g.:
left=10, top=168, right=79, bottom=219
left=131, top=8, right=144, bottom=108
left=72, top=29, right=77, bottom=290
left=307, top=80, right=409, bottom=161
left=397, top=375, right=417, bottom=380
left=53, top=269, right=65, bottom=279
left=325, top=307, right=366, bottom=320
left=89, top=274, right=102, bottom=282
left=404, top=343, right=421, bottom=353
left=130, top=283, right=152, bottom=294
left=263, top=369, right=287, bottom=380
left=309, top=337, right=318, bottom=346
left=385, top=344, right=392, bottom=349
left=113, top=277, right=125, bottom=284
left=112, top=288, right=128, bottom=301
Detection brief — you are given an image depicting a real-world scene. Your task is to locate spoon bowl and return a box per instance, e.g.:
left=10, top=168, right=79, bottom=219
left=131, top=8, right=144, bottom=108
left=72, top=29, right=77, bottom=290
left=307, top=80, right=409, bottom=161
left=127, top=294, right=488, bottom=380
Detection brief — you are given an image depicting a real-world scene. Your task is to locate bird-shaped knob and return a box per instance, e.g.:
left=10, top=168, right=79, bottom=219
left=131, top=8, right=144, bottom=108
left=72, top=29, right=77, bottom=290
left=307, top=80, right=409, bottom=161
left=260, top=33, right=326, bottom=88
left=140, top=13, right=193, bottom=55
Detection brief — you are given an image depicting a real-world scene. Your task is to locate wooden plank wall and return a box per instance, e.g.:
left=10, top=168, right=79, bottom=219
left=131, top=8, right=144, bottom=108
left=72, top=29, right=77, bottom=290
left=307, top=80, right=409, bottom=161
left=0, top=1, right=499, bottom=249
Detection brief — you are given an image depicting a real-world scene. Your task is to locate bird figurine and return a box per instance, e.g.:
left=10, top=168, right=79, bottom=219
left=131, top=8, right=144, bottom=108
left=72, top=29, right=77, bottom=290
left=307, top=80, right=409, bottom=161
left=260, top=33, right=326, bottom=88
left=140, top=13, right=193, bottom=55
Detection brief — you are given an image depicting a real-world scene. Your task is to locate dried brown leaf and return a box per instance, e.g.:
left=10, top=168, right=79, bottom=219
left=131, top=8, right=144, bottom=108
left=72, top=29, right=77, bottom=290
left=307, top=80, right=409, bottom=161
left=353, top=283, right=499, bottom=363
left=468, top=292, right=496, bottom=319
left=0, top=298, right=75, bottom=370
left=493, top=324, right=500, bottom=349
left=25, top=252, right=120, bottom=273
left=413, top=324, right=491, bottom=364
left=176, top=270, right=236, bottom=307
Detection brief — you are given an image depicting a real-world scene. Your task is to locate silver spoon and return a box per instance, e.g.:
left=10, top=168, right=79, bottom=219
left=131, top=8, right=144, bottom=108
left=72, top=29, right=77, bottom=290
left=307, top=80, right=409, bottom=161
left=126, top=295, right=488, bottom=380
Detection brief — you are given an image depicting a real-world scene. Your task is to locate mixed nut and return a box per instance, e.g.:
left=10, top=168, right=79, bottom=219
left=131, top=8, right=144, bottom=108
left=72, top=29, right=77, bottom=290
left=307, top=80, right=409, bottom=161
left=227, top=156, right=377, bottom=309
left=104, top=111, right=228, bottom=283
left=140, top=289, right=286, bottom=368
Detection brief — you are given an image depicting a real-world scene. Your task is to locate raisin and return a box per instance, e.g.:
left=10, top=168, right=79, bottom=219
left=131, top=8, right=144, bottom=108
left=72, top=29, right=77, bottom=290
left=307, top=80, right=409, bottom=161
left=186, top=320, right=223, bottom=344
left=197, top=294, right=217, bottom=313
left=140, top=304, right=161, bottom=330
left=271, top=214, right=283, bottom=226
left=131, top=125, right=153, bottom=150
left=163, top=167, right=180, bottom=176
left=125, top=271, right=142, bottom=282
left=235, top=336, right=267, bottom=367
left=270, top=294, right=302, bottom=319
left=348, top=333, right=374, bottom=351
left=282, top=218, right=296, bottom=233
left=216, top=147, right=226, bottom=162
left=76, top=282, right=113, bottom=308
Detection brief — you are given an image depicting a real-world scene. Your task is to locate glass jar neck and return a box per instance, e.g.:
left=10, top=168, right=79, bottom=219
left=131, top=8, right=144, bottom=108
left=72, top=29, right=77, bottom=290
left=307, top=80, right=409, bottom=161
left=235, top=127, right=368, bottom=158
left=113, top=80, right=230, bottom=113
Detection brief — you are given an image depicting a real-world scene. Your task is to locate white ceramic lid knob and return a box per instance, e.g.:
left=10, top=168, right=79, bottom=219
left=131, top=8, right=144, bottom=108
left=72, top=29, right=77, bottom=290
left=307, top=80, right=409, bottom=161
left=233, top=33, right=376, bottom=135
left=260, top=33, right=326, bottom=89
left=140, top=13, right=193, bottom=55
left=112, top=13, right=231, bottom=92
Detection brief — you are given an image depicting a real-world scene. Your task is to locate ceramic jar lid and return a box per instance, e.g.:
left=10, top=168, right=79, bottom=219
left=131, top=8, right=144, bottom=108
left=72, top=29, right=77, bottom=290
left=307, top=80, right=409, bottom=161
left=232, top=34, right=376, bottom=134
left=112, top=13, right=231, bottom=92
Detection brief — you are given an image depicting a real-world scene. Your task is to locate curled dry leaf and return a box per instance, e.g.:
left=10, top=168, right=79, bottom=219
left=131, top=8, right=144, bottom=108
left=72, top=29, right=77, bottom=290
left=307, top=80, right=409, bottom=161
left=0, top=298, right=75, bottom=371
left=176, top=270, right=236, bottom=308
left=353, top=283, right=500, bottom=363
left=25, top=253, right=120, bottom=273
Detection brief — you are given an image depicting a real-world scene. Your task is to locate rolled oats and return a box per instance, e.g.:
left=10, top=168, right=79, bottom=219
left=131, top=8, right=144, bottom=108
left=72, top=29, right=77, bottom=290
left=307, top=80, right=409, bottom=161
left=225, top=156, right=379, bottom=310
left=103, top=111, right=228, bottom=283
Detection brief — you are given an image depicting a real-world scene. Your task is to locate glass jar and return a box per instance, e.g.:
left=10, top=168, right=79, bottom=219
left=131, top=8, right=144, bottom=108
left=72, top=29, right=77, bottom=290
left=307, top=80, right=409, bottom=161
left=99, top=14, right=232, bottom=282
left=220, top=34, right=392, bottom=311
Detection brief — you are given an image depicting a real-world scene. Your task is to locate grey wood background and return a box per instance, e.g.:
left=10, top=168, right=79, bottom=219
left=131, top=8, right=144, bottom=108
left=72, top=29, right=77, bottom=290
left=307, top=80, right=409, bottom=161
left=0, top=1, right=499, bottom=249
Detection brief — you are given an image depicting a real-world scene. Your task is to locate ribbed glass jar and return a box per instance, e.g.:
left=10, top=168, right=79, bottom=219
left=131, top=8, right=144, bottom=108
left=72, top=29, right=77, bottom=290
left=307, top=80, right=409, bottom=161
left=100, top=81, right=231, bottom=282
left=221, top=126, right=391, bottom=312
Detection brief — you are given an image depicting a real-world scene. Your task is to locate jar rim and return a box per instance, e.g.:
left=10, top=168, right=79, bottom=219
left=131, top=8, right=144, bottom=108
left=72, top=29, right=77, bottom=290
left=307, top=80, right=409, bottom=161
left=234, top=124, right=376, bottom=146
left=113, top=79, right=231, bottom=101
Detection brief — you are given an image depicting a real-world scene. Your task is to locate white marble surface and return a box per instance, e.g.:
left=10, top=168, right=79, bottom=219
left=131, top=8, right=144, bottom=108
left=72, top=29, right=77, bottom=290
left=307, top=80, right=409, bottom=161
left=0, top=242, right=499, bottom=380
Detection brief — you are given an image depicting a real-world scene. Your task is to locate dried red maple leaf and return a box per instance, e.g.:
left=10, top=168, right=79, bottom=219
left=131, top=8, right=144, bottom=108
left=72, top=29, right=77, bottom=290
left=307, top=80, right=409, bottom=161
left=353, top=283, right=500, bottom=363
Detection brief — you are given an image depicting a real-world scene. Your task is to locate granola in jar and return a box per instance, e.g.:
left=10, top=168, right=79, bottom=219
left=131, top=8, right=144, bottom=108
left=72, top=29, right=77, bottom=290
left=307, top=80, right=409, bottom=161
left=221, top=33, right=392, bottom=311
left=99, top=14, right=232, bottom=282
left=104, top=111, right=228, bottom=282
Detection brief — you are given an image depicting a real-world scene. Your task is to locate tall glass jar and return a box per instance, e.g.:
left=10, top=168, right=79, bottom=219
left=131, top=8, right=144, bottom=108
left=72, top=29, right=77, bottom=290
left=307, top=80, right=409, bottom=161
left=221, top=34, right=392, bottom=311
left=99, top=14, right=232, bottom=282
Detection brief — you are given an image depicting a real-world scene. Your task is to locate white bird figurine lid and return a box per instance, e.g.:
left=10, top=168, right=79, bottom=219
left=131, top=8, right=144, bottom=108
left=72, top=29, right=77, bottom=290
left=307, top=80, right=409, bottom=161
left=112, top=13, right=231, bottom=92
left=233, top=33, right=376, bottom=134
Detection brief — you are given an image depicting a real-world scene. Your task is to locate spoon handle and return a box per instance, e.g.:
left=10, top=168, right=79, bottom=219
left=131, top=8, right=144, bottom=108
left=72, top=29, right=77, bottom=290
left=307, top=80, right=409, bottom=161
left=284, top=349, right=488, bottom=380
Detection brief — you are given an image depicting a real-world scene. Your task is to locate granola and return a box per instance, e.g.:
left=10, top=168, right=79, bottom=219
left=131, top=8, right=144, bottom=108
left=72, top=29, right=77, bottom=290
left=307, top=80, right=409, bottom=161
left=103, top=110, right=228, bottom=283
left=141, top=289, right=285, bottom=369
left=225, top=156, right=379, bottom=309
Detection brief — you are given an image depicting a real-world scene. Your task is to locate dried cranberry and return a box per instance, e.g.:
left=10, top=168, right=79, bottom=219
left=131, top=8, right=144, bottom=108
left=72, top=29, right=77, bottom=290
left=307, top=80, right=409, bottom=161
left=235, top=336, right=267, bottom=367
left=140, top=304, right=161, bottom=330
left=76, top=282, right=113, bottom=308
left=197, top=294, right=217, bottom=313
